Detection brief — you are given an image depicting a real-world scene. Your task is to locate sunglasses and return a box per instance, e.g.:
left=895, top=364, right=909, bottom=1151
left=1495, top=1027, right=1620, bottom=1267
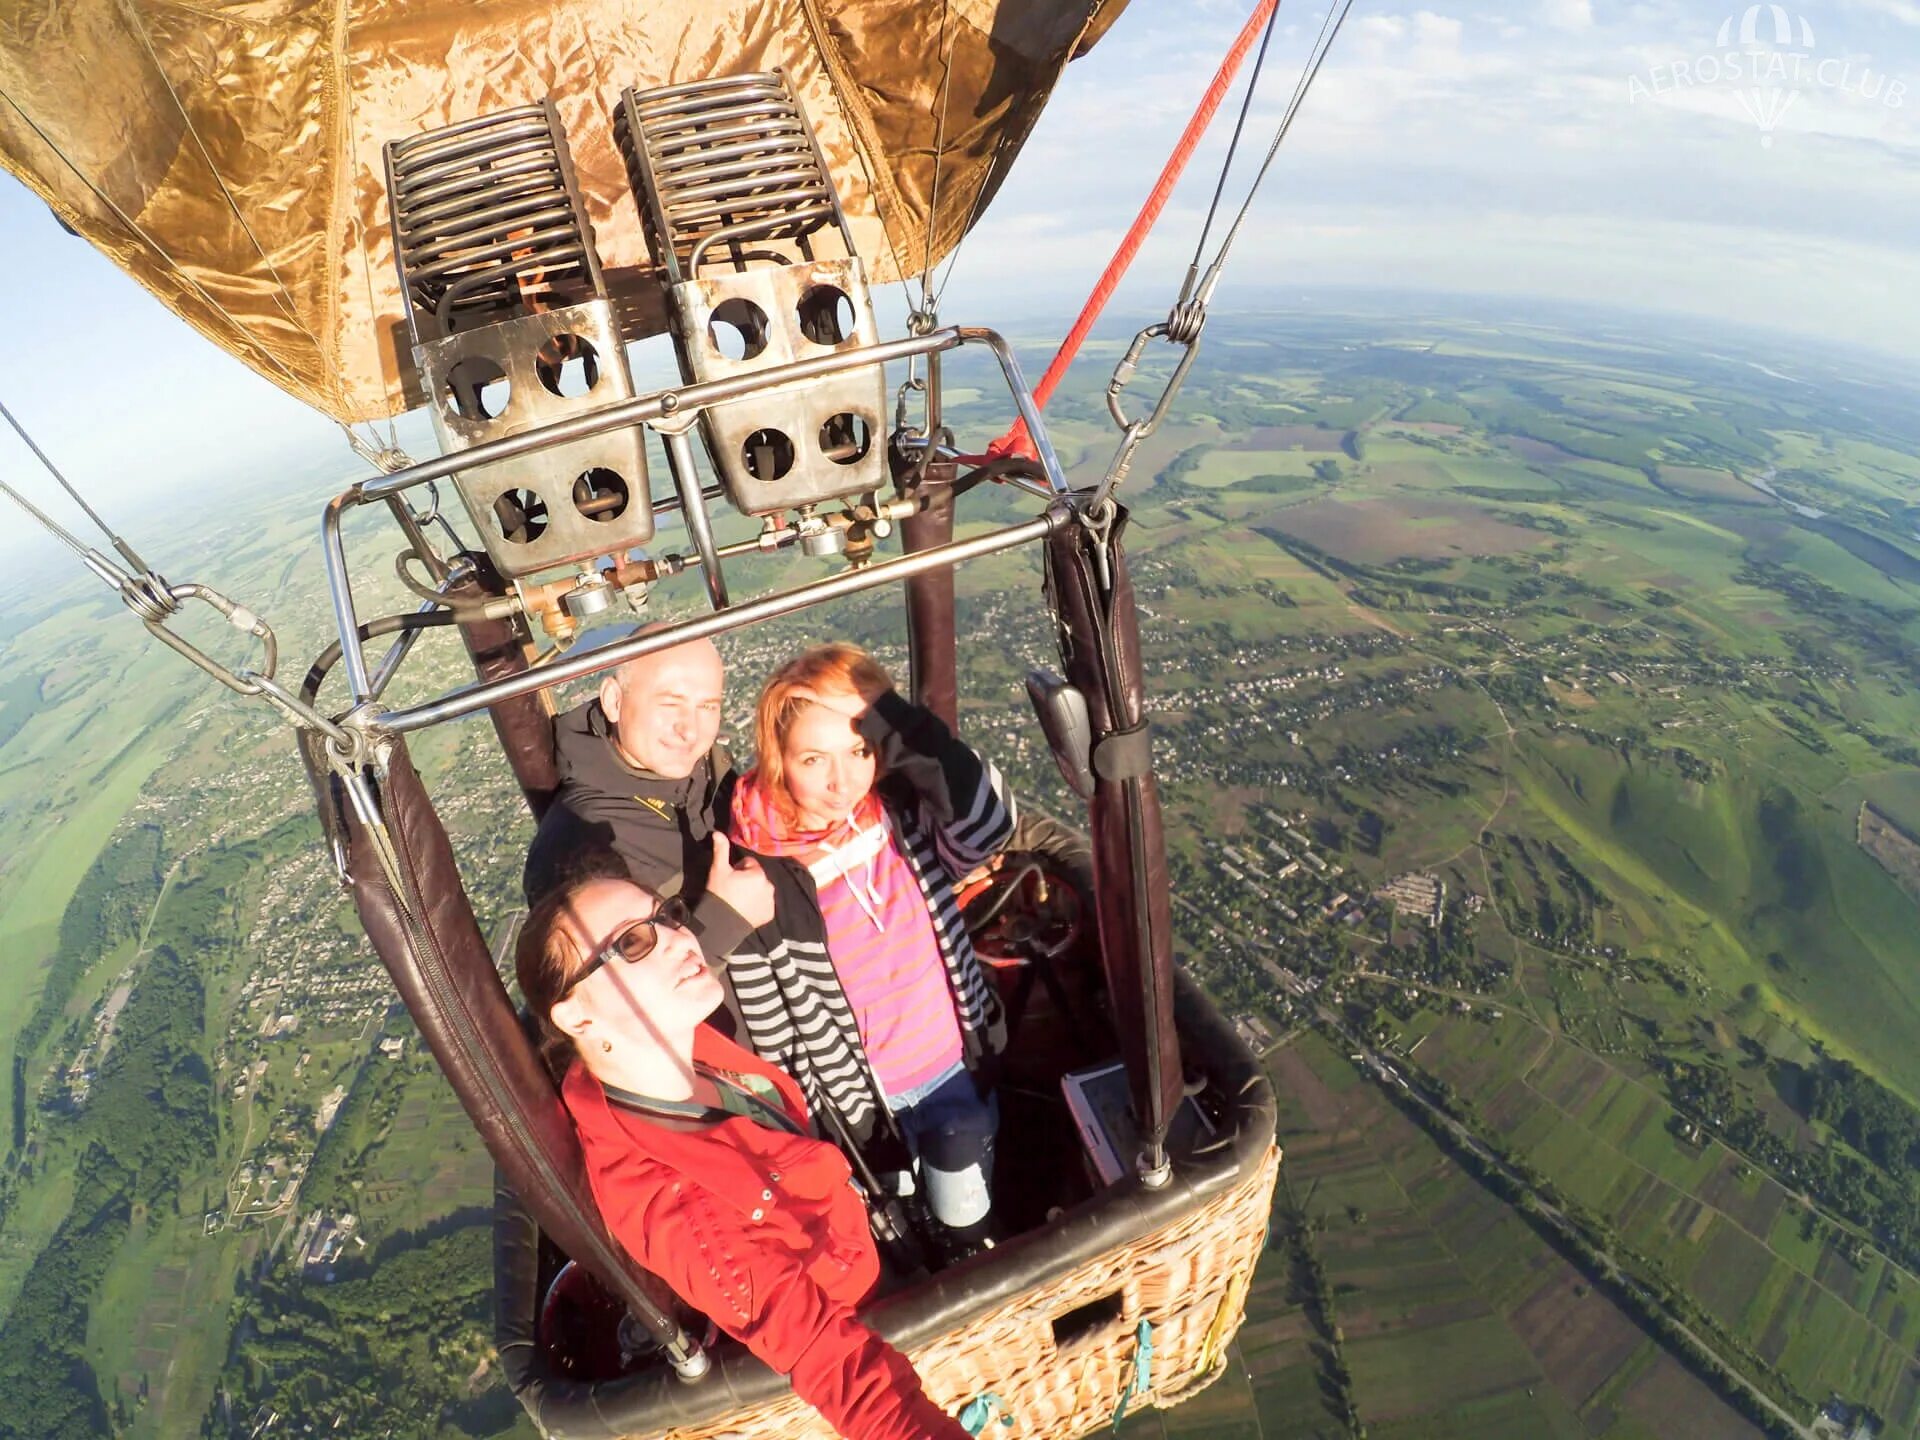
left=564, top=896, right=694, bottom=997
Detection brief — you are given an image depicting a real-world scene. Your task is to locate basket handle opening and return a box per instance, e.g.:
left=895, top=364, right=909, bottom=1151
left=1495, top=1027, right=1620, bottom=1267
left=1048, top=1290, right=1127, bottom=1352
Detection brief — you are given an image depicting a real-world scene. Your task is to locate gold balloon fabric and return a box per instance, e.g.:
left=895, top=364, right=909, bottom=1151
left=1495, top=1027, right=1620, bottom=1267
left=0, top=0, right=1126, bottom=423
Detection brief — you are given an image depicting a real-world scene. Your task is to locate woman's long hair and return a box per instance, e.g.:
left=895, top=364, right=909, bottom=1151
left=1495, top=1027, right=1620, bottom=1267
left=750, top=642, right=893, bottom=829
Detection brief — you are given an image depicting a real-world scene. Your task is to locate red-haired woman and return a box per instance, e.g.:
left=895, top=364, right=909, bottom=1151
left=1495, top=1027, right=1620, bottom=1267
left=727, top=644, right=1012, bottom=1253
left=516, top=867, right=968, bottom=1440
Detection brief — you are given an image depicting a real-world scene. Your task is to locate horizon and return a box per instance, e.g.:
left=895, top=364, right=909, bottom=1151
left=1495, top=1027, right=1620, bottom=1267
left=2, top=283, right=1913, bottom=594
left=4, top=0, right=1919, bottom=581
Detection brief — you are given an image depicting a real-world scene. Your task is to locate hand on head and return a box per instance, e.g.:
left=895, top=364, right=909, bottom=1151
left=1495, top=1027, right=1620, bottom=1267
left=789, top=682, right=874, bottom=723
left=706, top=831, right=776, bottom=930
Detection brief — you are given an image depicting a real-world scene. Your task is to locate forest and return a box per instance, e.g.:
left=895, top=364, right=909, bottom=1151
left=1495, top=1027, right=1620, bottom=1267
left=7, top=823, right=165, bottom=1152
left=207, top=1224, right=509, bottom=1440
left=0, top=943, right=212, bottom=1439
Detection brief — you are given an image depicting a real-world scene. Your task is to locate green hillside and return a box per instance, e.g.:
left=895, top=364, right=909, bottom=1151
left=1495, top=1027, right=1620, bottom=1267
left=6, top=304, right=1920, bottom=1437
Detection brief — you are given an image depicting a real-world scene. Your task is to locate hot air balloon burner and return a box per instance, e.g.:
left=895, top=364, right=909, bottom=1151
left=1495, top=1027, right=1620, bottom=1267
left=386, top=102, right=655, bottom=581
left=616, top=74, right=887, bottom=520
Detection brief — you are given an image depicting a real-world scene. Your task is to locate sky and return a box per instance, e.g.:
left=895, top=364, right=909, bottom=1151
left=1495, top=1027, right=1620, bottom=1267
left=2, top=0, right=1918, bottom=575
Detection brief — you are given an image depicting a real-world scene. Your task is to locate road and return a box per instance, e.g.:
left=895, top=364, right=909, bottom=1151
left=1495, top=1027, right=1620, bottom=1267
left=1314, top=997, right=1816, bottom=1440
left=1176, top=799, right=1821, bottom=1436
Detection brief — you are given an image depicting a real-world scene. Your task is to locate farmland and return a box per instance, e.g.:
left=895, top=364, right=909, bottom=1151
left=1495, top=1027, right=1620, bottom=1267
left=1002, top=302, right=1920, bottom=1436
left=1403, top=1016, right=1920, bottom=1432
left=1125, top=1030, right=1766, bottom=1440
left=5, top=298, right=1920, bottom=1435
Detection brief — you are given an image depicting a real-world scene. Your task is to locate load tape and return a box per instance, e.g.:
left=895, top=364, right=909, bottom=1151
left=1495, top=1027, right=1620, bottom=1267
left=1092, top=722, right=1151, bottom=783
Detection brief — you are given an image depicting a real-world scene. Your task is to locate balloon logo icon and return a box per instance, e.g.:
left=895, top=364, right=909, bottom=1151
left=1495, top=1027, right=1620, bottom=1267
left=1717, top=5, right=1817, bottom=147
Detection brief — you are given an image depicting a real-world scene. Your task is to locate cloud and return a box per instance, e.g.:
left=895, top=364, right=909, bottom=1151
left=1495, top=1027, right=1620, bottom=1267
left=1354, top=13, right=1410, bottom=61
left=1413, top=9, right=1466, bottom=49
left=1543, top=0, right=1594, bottom=29
left=1841, top=0, right=1920, bottom=26
left=1197, top=204, right=1920, bottom=360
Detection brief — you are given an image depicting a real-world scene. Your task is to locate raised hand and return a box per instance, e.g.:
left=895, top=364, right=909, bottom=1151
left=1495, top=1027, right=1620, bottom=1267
left=706, top=831, right=776, bottom=930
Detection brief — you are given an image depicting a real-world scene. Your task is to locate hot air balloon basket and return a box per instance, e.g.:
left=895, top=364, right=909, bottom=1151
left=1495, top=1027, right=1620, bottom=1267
left=647, top=1141, right=1280, bottom=1440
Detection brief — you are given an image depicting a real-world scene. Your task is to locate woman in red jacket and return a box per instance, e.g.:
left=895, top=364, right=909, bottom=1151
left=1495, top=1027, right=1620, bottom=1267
left=516, top=863, right=968, bottom=1440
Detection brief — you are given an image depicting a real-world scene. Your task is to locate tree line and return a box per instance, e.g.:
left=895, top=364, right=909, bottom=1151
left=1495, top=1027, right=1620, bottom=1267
left=0, top=941, right=213, bottom=1439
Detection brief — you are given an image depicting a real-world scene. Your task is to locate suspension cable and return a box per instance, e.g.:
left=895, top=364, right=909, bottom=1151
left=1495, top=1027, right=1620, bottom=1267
left=0, top=389, right=326, bottom=733
left=1070, top=0, right=1356, bottom=522
left=981, top=0, right=1284, bottom=460
left=927, top=123, right=1012, bottom=315
left=974, top=0, right=1358, bottom=472
left=1189, top=0, right=1357, bottom=309
left=1177, top=0, right=1284, bottom=310
left=917, top=0, right=959, bottom=321
left=0, top=466, right=89, bottom=559
left=1, top=399, right=155, bottom=574
left=0, top=407, right=175, bottom=623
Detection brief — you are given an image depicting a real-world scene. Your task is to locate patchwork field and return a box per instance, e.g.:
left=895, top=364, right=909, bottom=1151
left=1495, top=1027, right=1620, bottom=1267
left=1136, top=1031, right=1769, bottom=1440
left=1407, top=1017, right=1920, bottom=1432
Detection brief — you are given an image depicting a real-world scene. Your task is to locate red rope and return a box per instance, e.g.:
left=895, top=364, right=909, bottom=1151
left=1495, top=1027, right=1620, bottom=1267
left=980, top=0, right=1281, bottom=463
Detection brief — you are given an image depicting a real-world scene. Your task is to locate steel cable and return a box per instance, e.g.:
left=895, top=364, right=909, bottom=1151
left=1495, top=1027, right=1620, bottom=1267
left=1, top=398, right=154, bottom=573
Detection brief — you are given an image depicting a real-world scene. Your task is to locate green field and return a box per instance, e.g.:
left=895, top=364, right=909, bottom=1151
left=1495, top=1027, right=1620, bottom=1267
left=1087, top=306, right=1920, bottom=1435
left=0, top=730, right=177, bottom=1124
left=1408, top=1017, right=1920, bottom=1431
left=9, top=303, right=1920, bottom=1435
left=1172, top=1030, right=1771, bottom=1440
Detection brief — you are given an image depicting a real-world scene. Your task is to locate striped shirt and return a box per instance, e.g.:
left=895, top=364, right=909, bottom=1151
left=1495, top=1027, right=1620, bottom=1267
left=807, top=814, right=965, bottom=1098
left=724, top=692, right=1014, bottom=1144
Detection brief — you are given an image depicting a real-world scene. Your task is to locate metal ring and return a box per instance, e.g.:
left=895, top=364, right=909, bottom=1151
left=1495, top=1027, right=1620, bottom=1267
left=406, top=479, right=441, bottom=525
left=1077, top=493, right=1118, bottom=537
left=324, top=717, right=373, bottom=774
left=1164, top=298, right=1206, bottom=346
left=120, top=574, right=176, bottom=624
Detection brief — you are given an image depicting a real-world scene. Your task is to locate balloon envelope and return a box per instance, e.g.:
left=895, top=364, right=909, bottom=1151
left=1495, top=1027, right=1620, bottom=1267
left=0, top=0, right=1126, bottom=423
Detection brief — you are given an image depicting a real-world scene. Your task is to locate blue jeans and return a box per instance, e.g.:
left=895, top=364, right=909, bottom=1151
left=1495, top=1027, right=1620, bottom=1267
left=890, top=1062, right=998, bottom=1233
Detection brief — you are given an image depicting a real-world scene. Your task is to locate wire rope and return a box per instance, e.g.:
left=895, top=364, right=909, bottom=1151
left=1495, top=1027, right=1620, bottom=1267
left=1178, top=0, right=1285, bottom=307
left=1189, top=0, right=1358, bottom=306
left=0, top=398, right=153, bottom=571
left=978, top=0, right=1284, bottom=458
left=0, top=468, right=89, bottom=558
left=917, top=0, right=959, bottom=318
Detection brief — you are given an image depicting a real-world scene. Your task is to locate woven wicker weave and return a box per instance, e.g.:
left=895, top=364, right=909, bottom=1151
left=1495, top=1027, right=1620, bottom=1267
left=647, top=1142, right=1282, bottom=1440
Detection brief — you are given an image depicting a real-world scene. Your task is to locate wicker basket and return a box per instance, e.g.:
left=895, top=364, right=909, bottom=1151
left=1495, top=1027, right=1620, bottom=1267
left=654, top=1142, right=1282, bottom=1440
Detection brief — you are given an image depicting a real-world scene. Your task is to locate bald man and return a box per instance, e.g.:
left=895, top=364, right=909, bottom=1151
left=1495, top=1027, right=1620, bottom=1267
left=523, top=635, right=774, bottom=961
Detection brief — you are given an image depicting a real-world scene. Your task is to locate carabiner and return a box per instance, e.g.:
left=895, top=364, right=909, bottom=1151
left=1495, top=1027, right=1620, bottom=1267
left=140, top=582, right=278, bottom=697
